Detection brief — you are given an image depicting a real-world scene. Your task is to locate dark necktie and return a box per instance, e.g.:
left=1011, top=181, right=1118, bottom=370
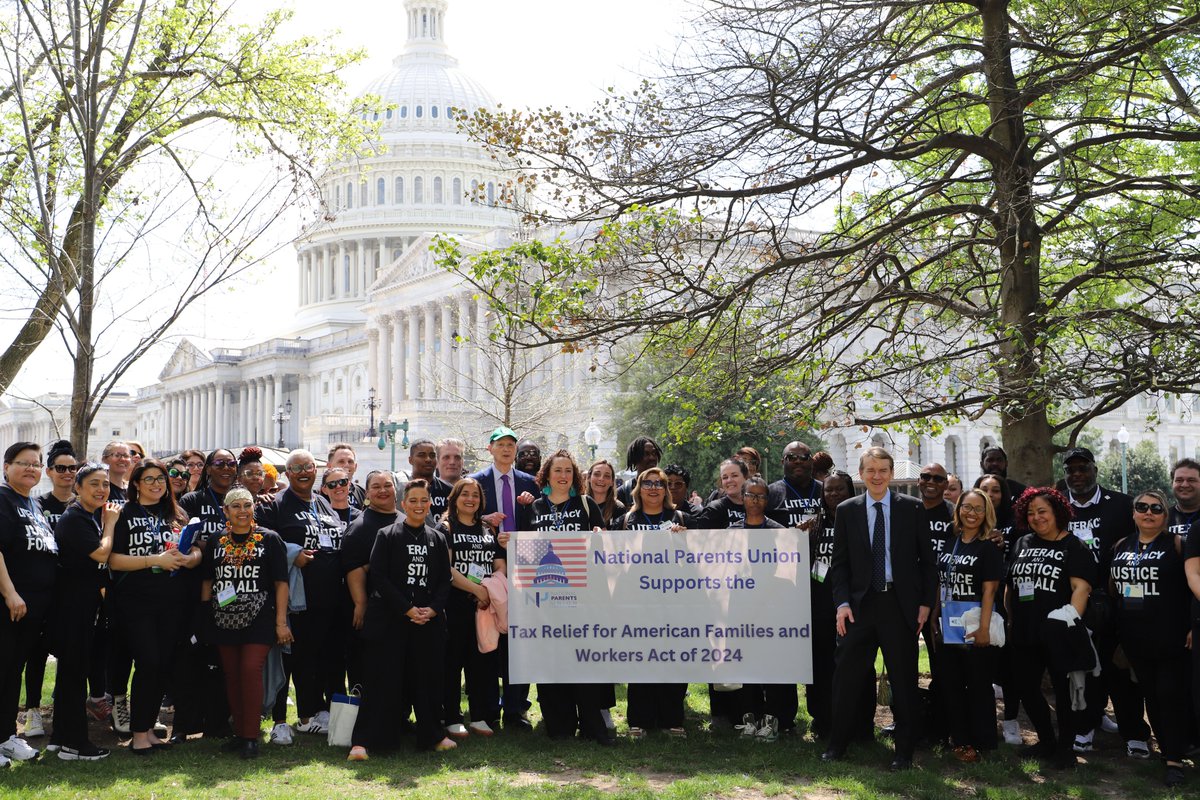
left=501, top=473, right=515, bottom=533
left=872, top=501, right=886, bottom=591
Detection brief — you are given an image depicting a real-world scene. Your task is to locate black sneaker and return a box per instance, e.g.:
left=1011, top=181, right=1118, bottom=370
left=58, top=743, right=110, bottom=761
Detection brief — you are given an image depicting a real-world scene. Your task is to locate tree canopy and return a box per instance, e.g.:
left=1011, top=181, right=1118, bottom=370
left=436, top=0, right=1200, bottom=485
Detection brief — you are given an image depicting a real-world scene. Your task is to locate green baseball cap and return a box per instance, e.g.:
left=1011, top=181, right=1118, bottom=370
left=489, top=426, right=518, bottom=443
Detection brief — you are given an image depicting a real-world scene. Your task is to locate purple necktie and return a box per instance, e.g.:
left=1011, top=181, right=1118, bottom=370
left=501, top=473, right=515, bottom=532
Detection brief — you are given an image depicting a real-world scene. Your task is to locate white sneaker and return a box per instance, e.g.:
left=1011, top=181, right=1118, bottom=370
left=57, top=743, right=109, bottom=761
left=1073, top=729, right=1095, bottom=753
left=0, top=734, right=39, bottom=761
left=294, top=716, right=328, bottom=735
left=23, top=709, right=44, bottom=738
left=755, top=714, right=779, bottom=743
left=313, top=710, right=331, bottom=728
left=1002, top=719, right=1022, bottom=745
left=468, top=721, right=494, bottom=737
left=1101, top=714, right=1120, bottom=734
left=1127, top=739, right=1151, bottom=759
left=0, top=752, right=9, bottom=768
left=269, top=722, right=294, bottom=745
left=735, top=713, right=757, bottom=737
left=446, top=723, right=469, bottom=739
left=111, top=696, right=131, bottom=736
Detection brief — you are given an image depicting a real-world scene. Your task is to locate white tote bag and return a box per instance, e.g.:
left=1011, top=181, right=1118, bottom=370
left=327, top=687, right=361, bottom=747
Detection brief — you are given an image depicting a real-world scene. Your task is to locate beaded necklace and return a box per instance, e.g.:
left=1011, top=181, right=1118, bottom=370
left=219, top=521, right=263, bottom=568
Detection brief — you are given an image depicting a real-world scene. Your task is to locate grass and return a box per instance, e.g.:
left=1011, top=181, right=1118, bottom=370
left=3, top=654, right=1187, bottom=800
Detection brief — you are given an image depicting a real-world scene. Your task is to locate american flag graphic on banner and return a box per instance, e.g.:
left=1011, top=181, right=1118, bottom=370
left=513, top=537, right=588, bottom=588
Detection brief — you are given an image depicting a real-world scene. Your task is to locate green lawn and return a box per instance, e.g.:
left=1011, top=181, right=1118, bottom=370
left=4, top=653, right=1187, bottom=800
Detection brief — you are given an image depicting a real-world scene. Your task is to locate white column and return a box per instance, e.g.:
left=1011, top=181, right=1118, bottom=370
left=376, top=238, right=387, bottom=284
left=264, top=378, right=276, bottom=446
left=298, top=376, right=311, bottom=451
left=257, top=378, right=268, bottom=446
left=209, top=384, right=218, bottom=448
left=336, top=243, right=346, bottom=298
left=424, top=304, right=437, bottom=400
left=475, top=296, right=490, bottom=393
left=457, top=295, right=472, bottom=399
left=215, top=383, right=226, bottom=446
left=393, top=312, right=406, bottom=405
left=367, top=328, right=380, bottom=402
left=407, top=311, right=420, bottom=401
left=175, top=393, right=183, bottom=451
left=378, top=320, right=392, bottom=413
left=273, top=375, right=284, bottom=445
left=187, top=390, right=198, bottom=449
left=200, top=386, right=212, bottom=449
left=439, top=302, right=453, bottom=400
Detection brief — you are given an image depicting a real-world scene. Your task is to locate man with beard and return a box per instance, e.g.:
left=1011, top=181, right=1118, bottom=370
left=515, top=440, right=542, bottom=477
left=398, top=439, right=452, bottom=524
left=767, top=441, right=823, bottom=528
left=1169, top=458, right=1200, bottom=539
left=980, top=446, right=1027, bottom=501
left=327, top=444, right=367, bottom=510
left=1061, top=447, right=1148, bottom=759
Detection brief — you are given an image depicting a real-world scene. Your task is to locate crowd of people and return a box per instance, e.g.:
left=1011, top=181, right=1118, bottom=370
left=0, top=429, right=1195, bottom=786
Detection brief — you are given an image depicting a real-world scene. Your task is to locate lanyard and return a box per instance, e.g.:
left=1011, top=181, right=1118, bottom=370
left=942, top=536, right=967, bottom=596
left=23, top=497, right=52, bottom=540
left=1127, top=537, right=1156, bottom=569
left=784, top=478, right=820, bottom=502
left=548, top=499, right=570, bottom=531
left=640, top=510, right=668, bottom=528
left=207, top=489, right=227, bottom=524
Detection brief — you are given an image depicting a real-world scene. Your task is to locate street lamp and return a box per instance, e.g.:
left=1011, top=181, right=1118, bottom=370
left=365, top=387, right=380, bottom=438
left=584, top=420, right=602, bottom=460
left=273, top=400, right=292, bottom=449
left=377, top=418, right=410, bottom=472
left=1117, top=425, right=1130, bottom=494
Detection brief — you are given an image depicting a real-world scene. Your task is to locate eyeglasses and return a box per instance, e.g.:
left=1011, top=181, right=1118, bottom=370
left=1134, top=502, right=1166, bottom=514
left=324, top=478, right=350, bottom=489
left=744, top=492, right=769, bottom=501
left=241, top=470, right=265, bottom=478
left=140, top=475, right=168, bottom=485
left=185, top=462, right=204, bottom=470
left=211, top=459, right=238, bottom=469
left=959, top=504, right=985, bottom=515
left=919, top=473, right=948, bottom=483
left=783, top=453, right=812, bottom=462
left=10, top=460, right=43, bottom=469
left=287, top=463, right=317, bottom=474
left=641, top=480, right=665, bottom=489
left=168, top=468, right=188, bottom=479
left=50, top=463, right=80, bottom=474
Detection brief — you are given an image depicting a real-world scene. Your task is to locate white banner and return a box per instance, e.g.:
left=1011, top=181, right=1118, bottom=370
left=508, top=529, right=813, bottom=683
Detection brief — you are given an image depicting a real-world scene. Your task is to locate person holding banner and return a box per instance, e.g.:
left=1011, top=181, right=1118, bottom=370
left=348, top=479, right=455, bottom=759
left=528, top=450, right=614, bottom=745
left=199, top=488, right=291, bottom=759
left=936, top=489, right=1004, bottom=762
left=823, top=447, right=937, bottom=771
left=618, top=466, right=687, bottom=738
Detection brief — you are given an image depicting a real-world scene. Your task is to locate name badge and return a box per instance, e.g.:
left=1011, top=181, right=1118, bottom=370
left=1074, top=529, right=1096, bottom=547
left=216, top=585, right=237, bottom=607
left=1122, top=584, right=1144, bottom=599
left=811, top=560, right=829, bottom=583
left=467, top=563, right=487, bottom=583
left=318, top=533, right=334, bottom=550
left=659, top=521, right=675, bottom=532
left=1018, top=579, right=1035, bottom=600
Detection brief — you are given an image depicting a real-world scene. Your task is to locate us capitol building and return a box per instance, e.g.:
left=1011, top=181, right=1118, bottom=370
left=0, top=0, right=1195, bottom=481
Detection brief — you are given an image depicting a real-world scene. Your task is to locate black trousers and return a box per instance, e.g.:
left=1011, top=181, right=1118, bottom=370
left=106, top=594, right=133, bottom=698
left=171, top=637, right=230, bottom=737
left=88, top=602, right=108, bottom=699
left=443, top=605, right=499, bottom=724
left=114, top=593, right=176, bottom=733
left=22, top=614, right=51, bottom=708
left=537, top=682, right=609, bottom=741
left=1081, top=629, right=1149, bottom=740
left=0, top=598, right=49, bottom=740
left=1010, top=640, right=1076, bottom=756
left=289, top=606, right=346, bottom=719
left=1128, top=648, right=1190, bottom=762
left=627, top=683, right=687, bottom=730
left=830, top=589, right=920, bottom=758
left=937, top=644, right=997, bottom=750
left=50, top=587, right=100, bottom=748
left=353, top=617, right=446, bottom=750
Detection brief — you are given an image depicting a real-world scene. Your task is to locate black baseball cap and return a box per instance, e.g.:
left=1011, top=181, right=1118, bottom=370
left=1062, top=447, right=1095, bottom=464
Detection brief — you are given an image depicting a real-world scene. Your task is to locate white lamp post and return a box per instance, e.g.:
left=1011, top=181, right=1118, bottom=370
left=1117, top=425, right=1130, bottom=494
left=584, top=420, right=602, bottom=460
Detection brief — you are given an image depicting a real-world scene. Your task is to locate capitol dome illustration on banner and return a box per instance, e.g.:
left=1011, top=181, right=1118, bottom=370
left=533, top=544, right=570, bottom=588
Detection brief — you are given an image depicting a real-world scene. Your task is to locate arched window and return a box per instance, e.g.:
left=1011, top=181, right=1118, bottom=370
left=334, top=185, right=341, bottom=208
left=413, top=176, right=424, bottom=203
left=431, top=105, right=439, bottom=118
left=452, top=177, right=462, bottom=204
left=343, top=256, right=351, bottom=294
left=386, top=108, right=393, bottom=120
left=372, top=111, right=379, bottom=121
left=345, top=182, right=353, bottom=209
left=433, top=177, right=443, bottom=204
left=395, top=177, right=404, bottom=204
left=360, top=182, right=368, bottom=206
left=446, top=106, right=454, bottom=119
left=416, top=105, right=423, bottom=118
left=376, top=178, right=385, bottom=205
left=400, top=106, right=408, bottom=118
left=487, top=181, right=495, bottom=205
left=470, top=179, right=478, bottom=203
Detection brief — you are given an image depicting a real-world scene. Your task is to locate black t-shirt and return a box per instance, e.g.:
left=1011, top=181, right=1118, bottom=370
left=340, top=508, right=398, bottom=574
left=179, top=489, right=229, bottom=552
left=923, top=501, right=955, bottom=560
left=529, top=495, right=605, bottom=532
left=0, top=485, right=58, bottom=613
left=1007, top=532, right=1097, bottom=645
left=617, top=507, right=685, bottom=531
left=109, top=501, right=182, bottom=600
left=1170, top=505, right=1200, bottom=540
left=1111, top=534, right=1189, bottom=656
left=938, top=535, right=1005, bottom=602
left=1182, top=531, right=1200, bottom=621
left=367, top=522, right=452, bottom=621
left=444, top=519, right=500, bottom=613
left=731, top=517, right=785, bottom=529
left=767, top=478, right=823, bottom=527
left=811, top=512, right=838, bottom=612
left=697, top=495, right=746, bottom=529
left=54, top=502, right=105, bottom=595
left=107, top=483, right=128, bottom=505
left=1068, top=489, right=1135, bottom=576
left=37, top=492, right=70, bottom=529
left=397, top=476, right=453, bottom=523
left=332, top=505, right=361, bottom=528
left=202, top=529, right=288, bottom=645
left=256, top=489, right=344, bottom=609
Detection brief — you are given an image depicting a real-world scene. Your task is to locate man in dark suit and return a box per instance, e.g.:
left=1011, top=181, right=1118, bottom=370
left=822, top=447, right=938, bottom=770
left=467, top=426, right=538, bottom=730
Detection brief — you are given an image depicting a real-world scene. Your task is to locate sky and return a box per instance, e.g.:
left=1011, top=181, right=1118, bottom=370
left=3, top=0, right=693, bottom=398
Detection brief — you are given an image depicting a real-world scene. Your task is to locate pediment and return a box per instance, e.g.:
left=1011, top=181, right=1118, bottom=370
left=158, top=339, right=212, bottom=380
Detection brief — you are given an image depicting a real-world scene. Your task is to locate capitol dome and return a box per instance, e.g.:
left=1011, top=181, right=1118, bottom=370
left=292, top=0, right=514, bottom=336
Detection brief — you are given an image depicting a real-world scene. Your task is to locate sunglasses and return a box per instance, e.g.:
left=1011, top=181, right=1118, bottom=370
left=744, top=492, right=769, bottom=501
left=324, top=478, right=350, bottom=489
left=640, top=480, right=665, bottom=489
left=1134, top=502, right=1166, bottom=514
left=919, top=473, right=948, bottom=483
left=168, top=468, right=188, bottom=479
left=211, top=459, right=238, bottom=469
left=50, top=463, right=80, bottom=474
left=287, top=463, right=317, bottom=474
left=783, top=453, right=812, bottom=462
left=129, top=452, right=144, bottom=459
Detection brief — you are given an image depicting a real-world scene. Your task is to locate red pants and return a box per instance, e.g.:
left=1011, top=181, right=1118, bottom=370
left=218, top=644, right=271, bottom=739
